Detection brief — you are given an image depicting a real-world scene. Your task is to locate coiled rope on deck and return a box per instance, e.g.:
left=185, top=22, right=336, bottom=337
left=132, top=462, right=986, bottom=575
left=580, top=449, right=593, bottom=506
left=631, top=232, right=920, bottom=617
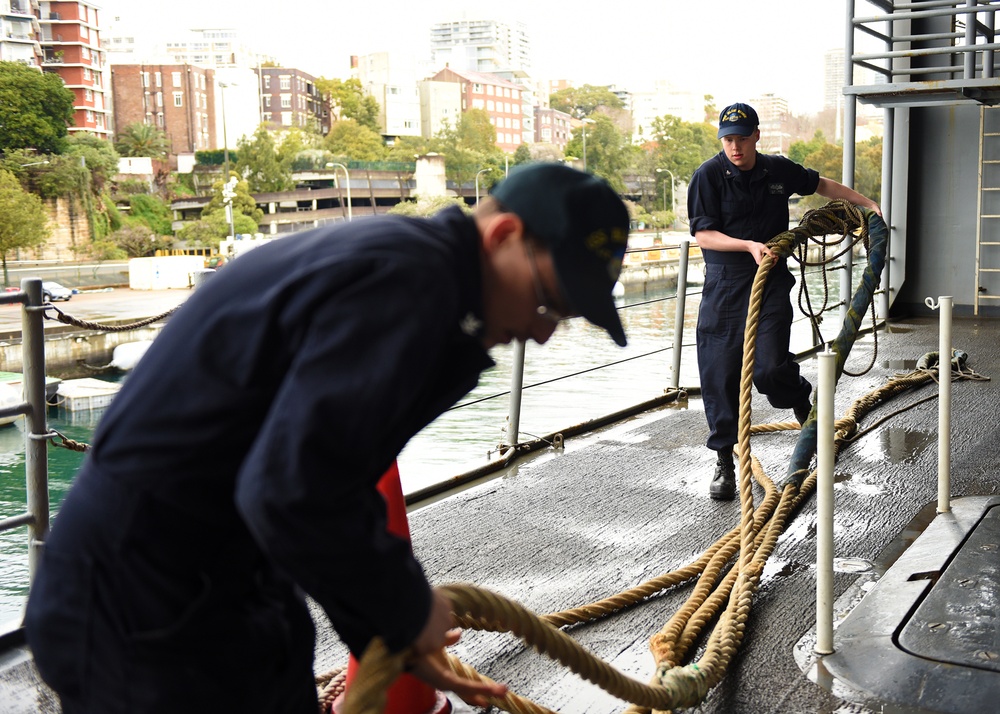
left=334, top=201, right=987, bottom=713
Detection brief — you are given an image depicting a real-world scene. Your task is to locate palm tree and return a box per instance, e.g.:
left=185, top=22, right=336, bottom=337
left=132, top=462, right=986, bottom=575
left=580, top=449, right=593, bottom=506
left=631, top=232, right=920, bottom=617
left=114, top=122, right=171, bottom=159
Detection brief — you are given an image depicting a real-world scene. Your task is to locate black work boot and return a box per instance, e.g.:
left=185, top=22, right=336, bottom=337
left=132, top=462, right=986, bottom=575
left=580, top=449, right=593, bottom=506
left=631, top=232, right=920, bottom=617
left=709, top=448, right=737, bottom=501
left=794, top=400, right=812, bottom=426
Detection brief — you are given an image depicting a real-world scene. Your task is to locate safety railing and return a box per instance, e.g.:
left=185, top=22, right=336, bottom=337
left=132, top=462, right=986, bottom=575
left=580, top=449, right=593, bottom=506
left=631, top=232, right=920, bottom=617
left=0, top=279, right=50, bottom=590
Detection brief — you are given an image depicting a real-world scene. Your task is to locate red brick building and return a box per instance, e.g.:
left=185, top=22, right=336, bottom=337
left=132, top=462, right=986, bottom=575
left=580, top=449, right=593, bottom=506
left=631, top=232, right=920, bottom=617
left=430, top=67, right=523, bottom=153
left=38, top=0, right=110, bottom=137
left=110, top=64, right=217, bottom=157
left=534, top=106, right=573, bottom=152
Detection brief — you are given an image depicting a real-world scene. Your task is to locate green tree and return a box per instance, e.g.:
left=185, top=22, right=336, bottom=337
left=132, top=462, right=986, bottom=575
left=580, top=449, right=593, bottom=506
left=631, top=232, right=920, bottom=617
left=433, top=110, right=505, bottom=191
left=114, top=122, right=171, bottom=159
left=316, top=77, right=381, bottom=133
left=649, top=115, right=718, bottom=184
left=564, top=114, right=635, bottom=192
left=550, top=85, right=624, bottom=118
left=182, top=173, right=263, bottom=245
left=65, top=133, right=120, bottom=192
left=127, top=194, right=173, bottom=235
left=236, top=125, right=293, bottom=192
left=323, top=119, right=387, bottom=161
left=789, top=130, right=829, bottom=166
left=386, top=135, right=430, bottom=163
left=107, top=224, right=172, bottom=258
left=0, top=61, right=75, bottom=154
left=0, top=169, right=49, bottom=286
left=512, top=144, right=532, bottom=166
left=855, top=137, right=883, bottom=206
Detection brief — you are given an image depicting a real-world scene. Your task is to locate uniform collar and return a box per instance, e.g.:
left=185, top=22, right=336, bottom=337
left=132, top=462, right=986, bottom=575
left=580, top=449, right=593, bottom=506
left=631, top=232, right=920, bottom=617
left=432, top=206, right=488, bottom=342
left=719, top=150, right=768, bottom=181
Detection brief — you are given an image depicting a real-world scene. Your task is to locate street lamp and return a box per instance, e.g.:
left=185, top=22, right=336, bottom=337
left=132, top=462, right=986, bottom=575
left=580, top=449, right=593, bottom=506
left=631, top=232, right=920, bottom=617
left=326, top=162, right=352, bottom=221
left=218, top=81, right=234, bottom=181
left=475, top=168, right=491, bottom=205
left=581, top=118, right=595, bottom=172
left=656, top=168, right=677, bottom=228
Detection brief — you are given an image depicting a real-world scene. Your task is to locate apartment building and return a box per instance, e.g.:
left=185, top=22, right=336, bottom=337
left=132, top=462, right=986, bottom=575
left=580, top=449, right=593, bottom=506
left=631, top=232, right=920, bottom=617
left=110, top=63, right=216, bottom=156
left=259, top=66, right=327, bottom=133
left=353, top=52, right=423, bottom=140
left=534, top=106, right=573, bottom=152
left=430, top=17, right=531, bottom=75
left=430, top=67, right=523, bottom=153
left=38, top=0, right=110, bottom=137
left=1, top=0, right=43, bottom=66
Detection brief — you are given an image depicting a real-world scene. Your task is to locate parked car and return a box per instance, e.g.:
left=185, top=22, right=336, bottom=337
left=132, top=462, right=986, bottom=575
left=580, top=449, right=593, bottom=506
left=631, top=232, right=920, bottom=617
left=41, top=281, right=73, bottom=302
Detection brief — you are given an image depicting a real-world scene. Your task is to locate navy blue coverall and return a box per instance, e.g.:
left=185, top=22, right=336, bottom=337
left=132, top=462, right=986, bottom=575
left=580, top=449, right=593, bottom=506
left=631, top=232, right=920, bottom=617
left=687, top=151, right=820, bottom=452
left=25, top=207, right=494, bottom=713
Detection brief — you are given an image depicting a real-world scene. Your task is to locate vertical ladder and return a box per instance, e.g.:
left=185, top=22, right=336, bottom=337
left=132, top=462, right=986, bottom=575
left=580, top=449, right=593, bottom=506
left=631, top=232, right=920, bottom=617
left=976, top=105, right=1000, bottom=315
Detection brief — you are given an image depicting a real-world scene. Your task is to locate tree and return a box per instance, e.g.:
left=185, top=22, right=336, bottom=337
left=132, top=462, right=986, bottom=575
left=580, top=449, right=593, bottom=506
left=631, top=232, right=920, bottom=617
left=564, top=114, right=635, bottom=192
left=107, top=224, right=172, bottom=258
left=0, top=61, right=75, bottom=154
left=181, top=173, right=263, bottom=245
left=323, top=120, right=387, bottom=161
left=512, top=144, right=532, bottom=166
left=65, top=133, right=120, bottom=193
left=114, top=122, right=171, bottom=159
left=0, top=169, right=49, bottom=286
left=127, top=194, right=173, bottom=235
left=549, top=85, right=624, bottom=118
left=315, top=77, right=382, bottom=133
left=432, top=110, right=505, bottom=192
left=236, top=125, right=293, bottom=192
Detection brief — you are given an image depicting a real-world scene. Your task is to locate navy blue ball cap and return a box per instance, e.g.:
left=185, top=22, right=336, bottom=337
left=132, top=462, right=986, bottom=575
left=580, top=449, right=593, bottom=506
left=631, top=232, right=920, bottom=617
left=490, top=162, right=630, bottom=346
left=717, top=102, right=759, bottom=138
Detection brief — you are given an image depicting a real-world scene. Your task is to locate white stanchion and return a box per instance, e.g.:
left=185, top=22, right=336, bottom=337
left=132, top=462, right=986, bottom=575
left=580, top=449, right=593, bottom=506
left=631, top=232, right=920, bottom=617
left=815, top=350, right=837, bottom=656
left=924, top=296, right=952, bottom=512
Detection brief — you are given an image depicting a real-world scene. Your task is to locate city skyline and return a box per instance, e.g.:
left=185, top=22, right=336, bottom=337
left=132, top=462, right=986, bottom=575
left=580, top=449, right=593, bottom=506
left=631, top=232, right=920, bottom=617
left=100, top=0, right=872, bottom=116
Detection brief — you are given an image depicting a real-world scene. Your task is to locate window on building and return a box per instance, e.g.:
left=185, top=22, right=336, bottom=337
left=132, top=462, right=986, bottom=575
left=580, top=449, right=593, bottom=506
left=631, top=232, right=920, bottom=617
left=503, top=88, right=510, bottom=98
left=263, top=75, right=270, bottom=89
left=155, top=72, right=161, bottom=87
left=157, top=113, right=164, bottom=127
left=85, top=110, right=93, bottom=123
left=142, top=72, right=149, bottom=87
left=172, top=71, right=181, bottom=87
left=280, top=95, right=291, bottom=108
left=263, top=112, right=272, bottom=122
left=82, top=47, right=90, bottom=60
left=473, top=83, right=482, bottom=93
left=487, top=100, right=494, bottom=111
left=486, top=85, right=493, bottom=95
left=513, top=118, right=520, bottom=129
left=173, top=92, right=183, bottom=107
left=472, top=98, right=484, bottom=109
left=280, top=76, right=291, bottom=90
left=156, top=92, right=162, bottom=107
left=85, top=89, right=92, bottom=101
left=263, top=96, right=271, bottom=108
left=201, top=75, right=206, bottom=90
left=281, top=111, right=292, bottom=126
left=83, top=67, right=90, bottom=80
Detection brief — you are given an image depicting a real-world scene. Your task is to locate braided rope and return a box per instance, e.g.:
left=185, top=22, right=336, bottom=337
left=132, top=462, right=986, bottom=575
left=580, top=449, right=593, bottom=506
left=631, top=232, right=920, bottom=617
left=329, top=203, right=991, bottom=714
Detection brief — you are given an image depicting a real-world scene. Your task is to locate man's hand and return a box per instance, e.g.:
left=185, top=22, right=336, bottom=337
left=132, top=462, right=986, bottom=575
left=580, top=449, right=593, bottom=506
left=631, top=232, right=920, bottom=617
left=745, top=240, right=774, bottom=265
left=410, top=589, right=508, bottom=706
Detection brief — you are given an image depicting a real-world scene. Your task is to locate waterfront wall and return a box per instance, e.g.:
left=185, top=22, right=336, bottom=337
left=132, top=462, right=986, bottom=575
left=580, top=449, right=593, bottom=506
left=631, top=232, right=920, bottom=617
left=0, top=324, right=163, bottom=378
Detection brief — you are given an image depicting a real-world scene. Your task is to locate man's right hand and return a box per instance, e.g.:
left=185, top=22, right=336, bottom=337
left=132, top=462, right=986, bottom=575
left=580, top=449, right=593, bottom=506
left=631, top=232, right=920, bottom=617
left=410, top=589, right=508, bottom=706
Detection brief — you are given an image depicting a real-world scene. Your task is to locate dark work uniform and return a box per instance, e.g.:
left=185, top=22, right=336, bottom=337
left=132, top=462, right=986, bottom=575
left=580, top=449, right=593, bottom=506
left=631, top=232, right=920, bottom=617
left=24, top=207, right=494, bottom=713
left=688, top=151, right=820, bottom=451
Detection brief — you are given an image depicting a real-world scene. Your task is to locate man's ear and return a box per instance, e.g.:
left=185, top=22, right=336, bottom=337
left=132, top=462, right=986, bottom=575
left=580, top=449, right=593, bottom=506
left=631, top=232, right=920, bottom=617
left=480, top=212, right=525, bottom=254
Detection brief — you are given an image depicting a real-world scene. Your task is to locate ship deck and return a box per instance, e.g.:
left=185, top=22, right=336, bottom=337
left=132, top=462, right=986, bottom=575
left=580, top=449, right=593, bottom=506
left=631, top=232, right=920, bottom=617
left=3, top=314, right=1000, bottom=713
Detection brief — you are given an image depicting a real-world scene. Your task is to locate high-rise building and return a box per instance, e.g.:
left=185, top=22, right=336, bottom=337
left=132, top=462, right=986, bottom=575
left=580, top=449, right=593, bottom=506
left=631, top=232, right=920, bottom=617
left=1, top=0, right=43, bottom=66
left=38, top=0, right=110, bottom=137
left=354, top=52, right=424, bottom=140
left=430, top=67, right=524, bottom=153
left=110, top=64, right=216, bottom=156
left=752, top=93, right=792, bottom=155
left=430, top=17, right=531, bottom=75
left=259, top=67, right=327, bottom=133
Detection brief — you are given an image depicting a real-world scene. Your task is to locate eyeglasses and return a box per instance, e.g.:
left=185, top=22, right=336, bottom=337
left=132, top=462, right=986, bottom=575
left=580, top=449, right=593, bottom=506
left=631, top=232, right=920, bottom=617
left=524, top=241, right=566, bottom=323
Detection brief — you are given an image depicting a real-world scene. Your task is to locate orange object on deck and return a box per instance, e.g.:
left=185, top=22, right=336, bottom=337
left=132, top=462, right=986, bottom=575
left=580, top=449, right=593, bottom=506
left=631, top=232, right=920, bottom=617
left=331, top=461, right=451, bottom=714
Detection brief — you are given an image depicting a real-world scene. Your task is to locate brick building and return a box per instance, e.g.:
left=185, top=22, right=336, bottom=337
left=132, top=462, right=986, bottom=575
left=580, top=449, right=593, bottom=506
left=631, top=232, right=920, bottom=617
left=259, top=66, right=327, bottom=133
left=38, top=0, right=110, bottom=137
left=534, top=106, right=573, bottom=152
left=110, top=64, right=216, bottom=156
left=430, top=67, right=522, bottom=153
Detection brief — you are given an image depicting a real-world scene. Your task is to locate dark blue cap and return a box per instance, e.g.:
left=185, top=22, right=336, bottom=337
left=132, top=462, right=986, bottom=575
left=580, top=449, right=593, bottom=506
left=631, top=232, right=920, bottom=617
left=490, top=162, right=630, bottom=346
left=718, top=103, right=759, bottom=138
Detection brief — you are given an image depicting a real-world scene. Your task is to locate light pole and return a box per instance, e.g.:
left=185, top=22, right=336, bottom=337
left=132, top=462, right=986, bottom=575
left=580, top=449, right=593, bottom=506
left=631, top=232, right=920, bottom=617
left=475, top=168, right=491, bottom=204
left=581, top=118, right=594, bottom=172
left=326, top=162, right=352, bottom=221
left=218, top=81, right=232, bottom=181
left=656, top=168, right=677, bottom=228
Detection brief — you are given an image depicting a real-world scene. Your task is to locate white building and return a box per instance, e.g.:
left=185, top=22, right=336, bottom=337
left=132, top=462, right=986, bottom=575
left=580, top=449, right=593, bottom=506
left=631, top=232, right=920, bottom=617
left=418, top=79, right=462, bottom=139
left=430, top=16, right=531, bottom=75
left=0, top=0, right=42, bottom=66
left=353, top=52, right=425, bottom=140
left=629, top=81, right=705, bottom=143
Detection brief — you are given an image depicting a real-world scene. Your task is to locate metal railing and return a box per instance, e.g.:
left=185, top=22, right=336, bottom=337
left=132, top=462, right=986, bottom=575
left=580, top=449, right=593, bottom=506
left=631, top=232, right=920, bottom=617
left=0, top=279, right=50, bottom=588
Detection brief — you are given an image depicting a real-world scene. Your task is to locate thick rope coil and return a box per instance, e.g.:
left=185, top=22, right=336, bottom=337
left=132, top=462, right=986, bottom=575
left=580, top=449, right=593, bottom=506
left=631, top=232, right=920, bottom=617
left=328, top=202, right=991, bottom=714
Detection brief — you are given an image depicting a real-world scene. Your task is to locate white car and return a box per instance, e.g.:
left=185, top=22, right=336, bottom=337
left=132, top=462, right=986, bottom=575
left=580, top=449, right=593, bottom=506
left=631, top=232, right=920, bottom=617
left=41, top=281, right=73, bottom=302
